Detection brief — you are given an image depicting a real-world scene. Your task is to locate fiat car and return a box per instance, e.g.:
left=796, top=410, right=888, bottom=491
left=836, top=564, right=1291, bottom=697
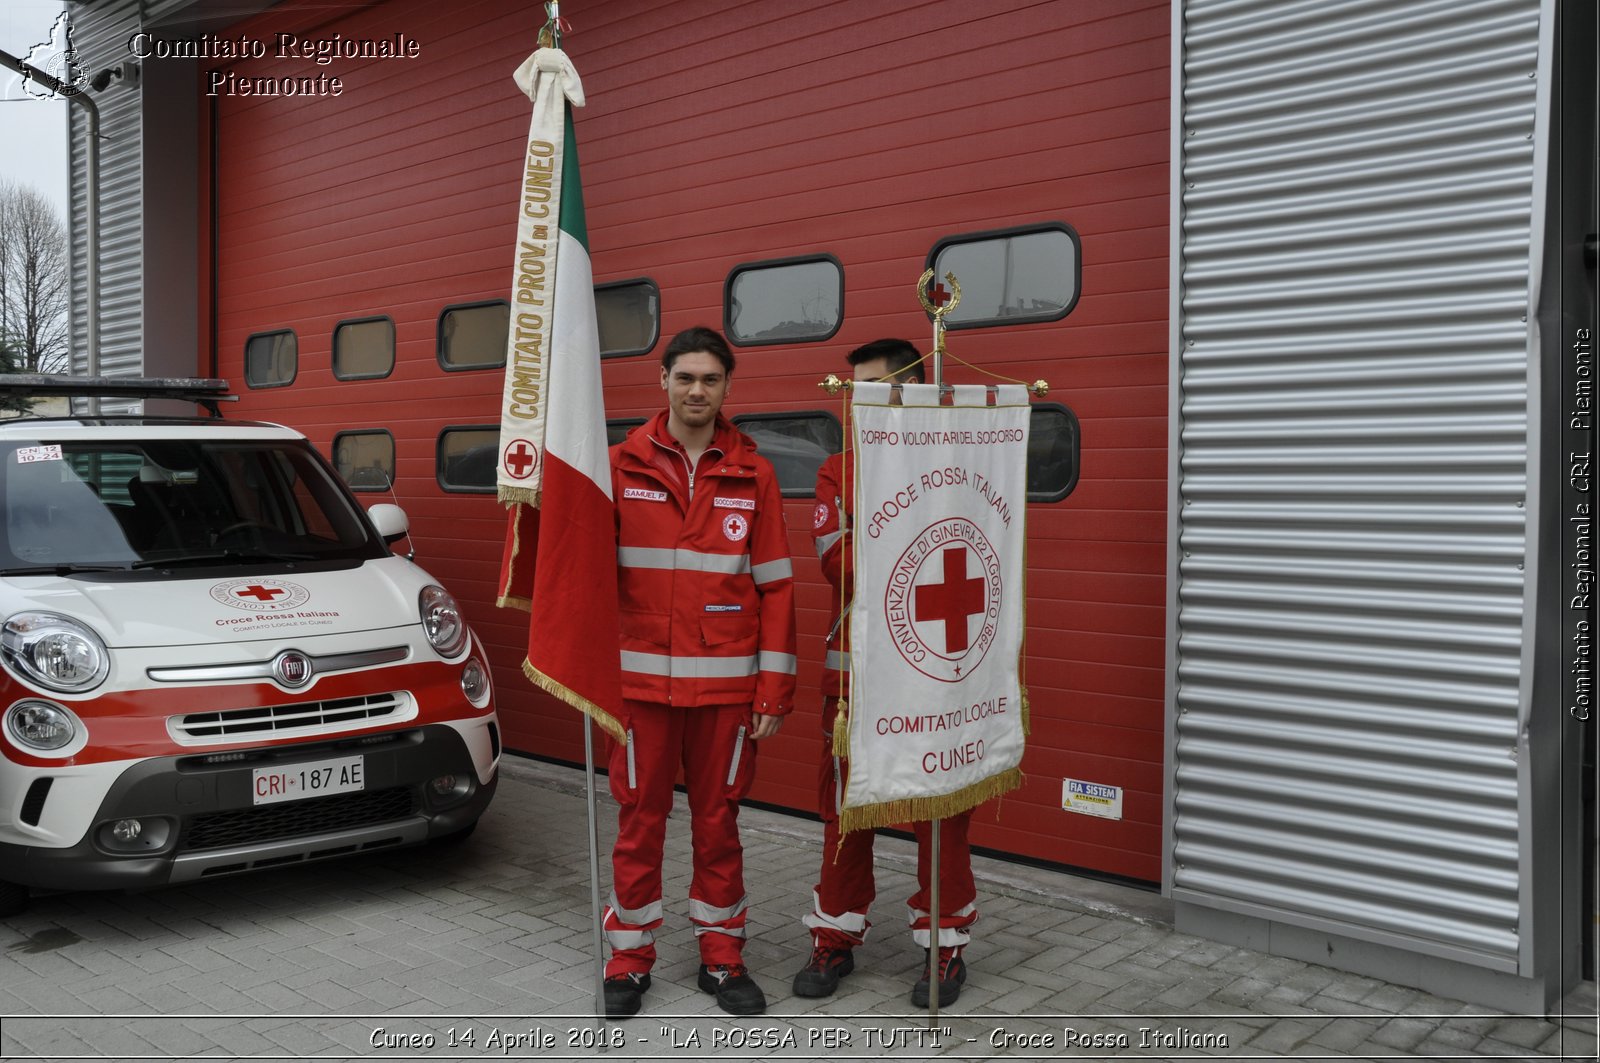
left=0, top=377, right=498, bottom=915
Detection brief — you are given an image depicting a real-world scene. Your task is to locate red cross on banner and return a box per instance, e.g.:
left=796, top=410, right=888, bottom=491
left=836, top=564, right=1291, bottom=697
left=915, top=547, right=986, bottom=654
left=503, top=439, right=539, bottom=480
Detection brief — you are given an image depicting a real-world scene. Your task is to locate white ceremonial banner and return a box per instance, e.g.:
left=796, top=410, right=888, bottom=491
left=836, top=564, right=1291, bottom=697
left=839, top=382, right=1031, bottom=833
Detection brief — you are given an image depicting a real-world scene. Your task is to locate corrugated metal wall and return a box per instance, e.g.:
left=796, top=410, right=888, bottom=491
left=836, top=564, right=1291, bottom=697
left=1168, top=0, right=1546, bottom=969
left=66, top=0, right=144, bottom=385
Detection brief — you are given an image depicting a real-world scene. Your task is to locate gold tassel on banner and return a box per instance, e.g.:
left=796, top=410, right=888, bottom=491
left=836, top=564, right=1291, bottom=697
left=831, top=699, right=850, bottom=759
left=522, top=659, right=627, bottom=744
left=1020, top=685, right=1031, bottom=737
left=837, top=767, right=1025, bottom=836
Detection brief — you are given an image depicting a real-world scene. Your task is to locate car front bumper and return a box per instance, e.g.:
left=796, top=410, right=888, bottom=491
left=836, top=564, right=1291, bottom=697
left=1, top=723, right=496, bottom=892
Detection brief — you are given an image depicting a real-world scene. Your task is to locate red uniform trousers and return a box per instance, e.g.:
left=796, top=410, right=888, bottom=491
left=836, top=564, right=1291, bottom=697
left=603, top=700, right=756, bottom=977
left=804, top=698, right=978, bottom=950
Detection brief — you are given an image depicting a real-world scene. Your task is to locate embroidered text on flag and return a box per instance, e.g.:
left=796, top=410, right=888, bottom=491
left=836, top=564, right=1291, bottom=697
left=840, top=382, right=1030, bottom=832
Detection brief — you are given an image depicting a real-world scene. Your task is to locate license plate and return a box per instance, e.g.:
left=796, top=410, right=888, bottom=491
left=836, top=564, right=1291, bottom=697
left=252, top=755, right=364, bottom=805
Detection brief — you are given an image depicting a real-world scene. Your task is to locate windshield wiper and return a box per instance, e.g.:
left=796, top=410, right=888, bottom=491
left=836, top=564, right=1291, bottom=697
left=0, top=564, right=135, bottom=576
left=128, top=550, right=321, bottom=569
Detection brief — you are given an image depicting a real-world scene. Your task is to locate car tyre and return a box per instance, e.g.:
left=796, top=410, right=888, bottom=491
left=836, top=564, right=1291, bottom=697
left=0, top=880, right=29, bottom=918
left=431, top=819, right=478, bottom=846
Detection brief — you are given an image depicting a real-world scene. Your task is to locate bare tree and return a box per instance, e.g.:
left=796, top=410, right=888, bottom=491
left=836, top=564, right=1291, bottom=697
left=0, top=334, right=33, bottom=416
left=0, top=179, right=70, bottom=376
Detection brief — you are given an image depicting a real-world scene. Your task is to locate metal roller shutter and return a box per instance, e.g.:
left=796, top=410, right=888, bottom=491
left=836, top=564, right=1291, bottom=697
left=67, top=0, right=145, bottom=387
left=1168, top=0, right=1547, bottom=969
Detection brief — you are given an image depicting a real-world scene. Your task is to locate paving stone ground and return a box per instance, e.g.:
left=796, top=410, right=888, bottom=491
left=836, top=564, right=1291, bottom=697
left=0, top=756, right=1593, bottom=1062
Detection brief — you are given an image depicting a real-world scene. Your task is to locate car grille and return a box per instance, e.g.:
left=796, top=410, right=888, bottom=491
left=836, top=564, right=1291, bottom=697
left=180, top=786, right=415, bottom=852
left=171, top=693, right=408, bottom=742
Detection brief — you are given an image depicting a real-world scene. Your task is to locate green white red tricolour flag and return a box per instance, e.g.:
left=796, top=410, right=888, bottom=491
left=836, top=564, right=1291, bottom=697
left=495, top=47, right=624, bottom=741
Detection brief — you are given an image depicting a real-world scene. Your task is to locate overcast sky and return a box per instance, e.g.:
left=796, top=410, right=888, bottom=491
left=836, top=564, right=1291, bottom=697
left=1, top=0, right=71, bottom=219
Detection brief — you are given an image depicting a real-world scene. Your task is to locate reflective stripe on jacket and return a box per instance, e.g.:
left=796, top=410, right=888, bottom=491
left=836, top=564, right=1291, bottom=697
left=612, top=411, right=797, bottom=713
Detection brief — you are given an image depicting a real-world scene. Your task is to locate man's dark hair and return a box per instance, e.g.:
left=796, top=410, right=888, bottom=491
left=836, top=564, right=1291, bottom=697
left=662, top=326, right=736, bottom=375
left=846, top=337, right=924, bottom=382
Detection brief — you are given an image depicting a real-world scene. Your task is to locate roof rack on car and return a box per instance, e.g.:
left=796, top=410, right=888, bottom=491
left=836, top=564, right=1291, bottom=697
left=0, top=374, right=237, bottom=419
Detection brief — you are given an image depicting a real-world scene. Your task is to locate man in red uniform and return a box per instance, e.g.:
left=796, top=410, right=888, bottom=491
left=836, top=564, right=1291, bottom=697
left=602, top=326, right=796, bottom=1020
left=791, top=338, right=978, bottom=1007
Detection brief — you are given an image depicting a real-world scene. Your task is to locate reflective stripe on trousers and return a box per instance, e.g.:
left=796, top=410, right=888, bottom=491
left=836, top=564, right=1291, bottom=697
left=689, top=895, right=749, bottom=939
left=908, top=899, right=978, bottom=948
left=603, top=891, right=664, bottom=951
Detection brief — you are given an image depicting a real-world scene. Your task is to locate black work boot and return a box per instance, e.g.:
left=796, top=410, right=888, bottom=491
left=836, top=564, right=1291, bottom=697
left=792, top=942, right=856, bottom=997
left=602, top=971, right=650, bottom=1019
left=910, top=946, right=966, bottom=1007
left=697, top=963, right=767, bottom=1015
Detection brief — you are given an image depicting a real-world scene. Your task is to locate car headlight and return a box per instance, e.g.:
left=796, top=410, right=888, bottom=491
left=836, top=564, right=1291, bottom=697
left=461, top=657, right=491, bottom=706
left=419, top=585, right=468, bottom=657
left=5, top=699, right=79, bottom=751
left=2, top=612, right=110, bottom=693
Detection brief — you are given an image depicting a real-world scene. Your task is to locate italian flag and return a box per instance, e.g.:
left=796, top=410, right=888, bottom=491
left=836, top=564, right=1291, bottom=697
left=496, top=48, right=624, bottom=741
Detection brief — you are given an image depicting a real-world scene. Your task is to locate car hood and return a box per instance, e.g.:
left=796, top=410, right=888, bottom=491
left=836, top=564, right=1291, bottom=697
left=2, top=557, right=433, bottom=648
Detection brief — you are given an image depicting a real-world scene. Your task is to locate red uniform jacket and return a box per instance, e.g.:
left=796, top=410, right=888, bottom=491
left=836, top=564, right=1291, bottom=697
left=611, top=411, right=797, bottom=714
left=813, top=450, right=852, bottom=702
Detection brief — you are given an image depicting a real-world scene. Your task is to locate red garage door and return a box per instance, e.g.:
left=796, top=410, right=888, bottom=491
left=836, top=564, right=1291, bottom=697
left=206, top=0, right=1170, bottom=883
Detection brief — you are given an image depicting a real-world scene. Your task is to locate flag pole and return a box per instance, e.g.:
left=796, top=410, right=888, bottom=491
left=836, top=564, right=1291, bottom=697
left=583, top=716, right=606, bottom=1019
left=918, top=268, right=959, bottom=1028
left=516, top=0, right=607, bottom=1021
left=537, top=0, right=608, bottom=1021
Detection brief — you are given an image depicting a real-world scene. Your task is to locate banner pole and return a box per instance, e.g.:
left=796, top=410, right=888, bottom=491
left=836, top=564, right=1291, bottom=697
left=928, top=821, right=941, bottom=1026
left=927, top=279, right=945, bottom=1030
left=911, top=266, right=963, bottom=1028
left=583, top=716, right=606, bottom=1019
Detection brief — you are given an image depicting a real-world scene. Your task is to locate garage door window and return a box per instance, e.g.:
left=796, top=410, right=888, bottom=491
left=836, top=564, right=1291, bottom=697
left=730, top=411, right=842, bottom=497
left=244, top=330, right=297, bottom=389
left=438, top=302, right=509, bottom=371
left=437, top=426, right=497, bottom=493
left=333, top=317, right=396, bottom=380
left=332, top=430, right=395, bottom=491
left=927, top=224, right=1080, bottom=329
left=725, top=256, right=843, bottom=345
left=607, top=418, right=646, bottom=447
left=1027, top=403, right=1080, bottom=502
left=597, top=280, right=659, bottom=358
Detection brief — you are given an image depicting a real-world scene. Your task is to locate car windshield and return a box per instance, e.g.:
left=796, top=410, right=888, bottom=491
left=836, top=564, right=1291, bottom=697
left=0, top=437, right=385, bottom=573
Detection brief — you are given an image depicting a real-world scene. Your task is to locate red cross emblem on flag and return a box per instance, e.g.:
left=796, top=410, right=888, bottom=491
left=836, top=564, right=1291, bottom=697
left=502, top=438, right=540, bottom=480
left=886, top=518, right=1002, bottom=683
left=915, top=547, right=986, bottom=655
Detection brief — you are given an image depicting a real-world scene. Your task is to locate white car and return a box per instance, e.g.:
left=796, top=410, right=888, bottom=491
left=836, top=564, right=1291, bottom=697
left=0, top=377, right=498, bottom=915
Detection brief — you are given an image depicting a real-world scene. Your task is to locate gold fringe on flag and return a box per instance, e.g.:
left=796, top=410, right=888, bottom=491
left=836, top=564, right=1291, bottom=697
left=498, top=486, right=541, bottom=507
left=831, top=699, right=850, bottom=760
left=837, top=767, right=1024, bottom=836
left=522, top=658, right=627, bottom=744
left=495, top=500, right=534, bottom=612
